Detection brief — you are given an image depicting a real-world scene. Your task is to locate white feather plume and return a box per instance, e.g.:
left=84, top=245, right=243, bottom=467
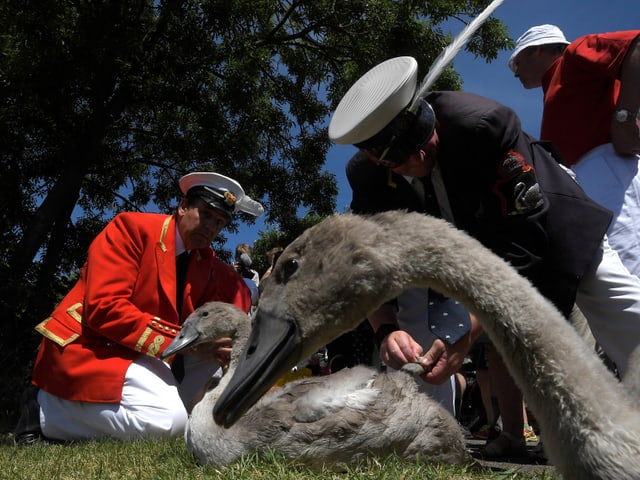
left=237, top=195, right=264, bottom=217
left=409, top=0, right=506, bottom=112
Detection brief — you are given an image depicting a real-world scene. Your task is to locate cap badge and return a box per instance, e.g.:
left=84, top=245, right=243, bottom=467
left=224, top=191, right=237, bottom=207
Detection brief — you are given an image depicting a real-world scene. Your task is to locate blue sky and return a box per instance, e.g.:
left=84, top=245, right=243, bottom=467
left=226, top=0, right=640, bottom=252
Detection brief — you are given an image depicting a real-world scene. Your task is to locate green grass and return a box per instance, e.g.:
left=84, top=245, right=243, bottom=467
left=0, top=435, right=558, bottom=480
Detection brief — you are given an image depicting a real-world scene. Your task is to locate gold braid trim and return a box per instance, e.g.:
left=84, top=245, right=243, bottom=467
left=66, top=303, right=83, bottom=322
left=148, top=335, right=165, bottom=357
left=387, top=169, right=397, bottom=188
left=158, top=215, right=172, bottom=252
left=135, top=327, right=152, bottom=352
left=34, top=318, right=80, bottom=347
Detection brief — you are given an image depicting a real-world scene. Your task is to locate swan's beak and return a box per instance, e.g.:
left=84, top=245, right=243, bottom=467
left=213, top=309, right=302, bottom=428
left=160, top=321, right=200, bottom=359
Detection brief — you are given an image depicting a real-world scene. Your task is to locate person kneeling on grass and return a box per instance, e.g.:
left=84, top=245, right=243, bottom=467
left=14, top=172, right=263, bottom=444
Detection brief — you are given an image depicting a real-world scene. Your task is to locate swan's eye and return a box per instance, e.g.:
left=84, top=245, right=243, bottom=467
left=282, top=258, right=298, bottom=278
left=202, top=311, right=209, bottom=317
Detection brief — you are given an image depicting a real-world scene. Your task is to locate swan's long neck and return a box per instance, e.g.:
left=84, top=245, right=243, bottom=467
left=186, top=311, right=252, bottom=415
left=186, top=320, right=249, bottom=457
left=376, top=214, right=637, bottom=474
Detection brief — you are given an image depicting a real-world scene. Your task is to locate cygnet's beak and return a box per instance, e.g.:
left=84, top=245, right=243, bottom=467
left=161, top=321, right=201, bottom=359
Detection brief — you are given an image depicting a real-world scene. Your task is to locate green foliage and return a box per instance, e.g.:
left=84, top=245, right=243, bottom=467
left=0, top=0, right=512, bottom=429
left=0, top=436, right=556, bottom=480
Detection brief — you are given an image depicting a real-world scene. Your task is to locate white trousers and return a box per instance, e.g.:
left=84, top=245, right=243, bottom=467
left=576, top=236, right=640, bottom=377
left=39, top=354, right=220, bottom=441
left=573, top=144, right=640, bottom=278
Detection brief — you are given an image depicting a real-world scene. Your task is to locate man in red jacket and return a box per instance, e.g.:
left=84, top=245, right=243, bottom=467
left=504, top=25, right=640, bottom=457
left=509, top=24, right=640, bottom=277
left=14, top=172, right=263, bottom=444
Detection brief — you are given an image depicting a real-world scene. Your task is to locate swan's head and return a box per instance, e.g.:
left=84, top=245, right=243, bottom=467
left=161, top=302, right=248, bottom=358
left=214, top=213, right=408, bottom=427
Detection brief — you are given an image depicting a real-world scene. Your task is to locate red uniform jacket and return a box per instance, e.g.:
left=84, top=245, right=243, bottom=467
left=32, top=212, right=251, bottom=403
left=541, top=30, right=640, bottom=165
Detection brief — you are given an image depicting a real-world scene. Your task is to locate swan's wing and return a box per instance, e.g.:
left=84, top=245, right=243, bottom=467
left=280, top=366, right=381, bottom=423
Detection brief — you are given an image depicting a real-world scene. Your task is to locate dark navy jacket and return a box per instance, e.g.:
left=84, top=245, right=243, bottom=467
left=347, top=90, right=612, bottom=319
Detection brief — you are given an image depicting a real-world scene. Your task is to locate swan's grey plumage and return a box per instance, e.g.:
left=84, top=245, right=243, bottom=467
left=214, top=211, right=640, bottom=480
left=162, top=301, right=470, bottom=469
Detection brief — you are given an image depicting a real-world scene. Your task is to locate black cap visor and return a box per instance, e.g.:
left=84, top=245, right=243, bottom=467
left=187, top=186, right=234, bottom=221
left=355, top=100, right=436, bottom=167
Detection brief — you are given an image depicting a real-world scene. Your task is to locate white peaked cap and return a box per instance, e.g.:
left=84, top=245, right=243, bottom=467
left=328, top=56, right=418, bottom=145
left=509, top=24, right=569, bottom=72
left=179, top=172, right=264, bottom=217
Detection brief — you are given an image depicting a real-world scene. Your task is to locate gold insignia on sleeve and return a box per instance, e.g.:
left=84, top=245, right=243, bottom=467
left=148, top=335, right=165, bottom=357
left=136, top=327, right=166, bottom=356
left=135, top=327, right=152, bottom=352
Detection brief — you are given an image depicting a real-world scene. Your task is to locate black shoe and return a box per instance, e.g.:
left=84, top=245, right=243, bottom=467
left=13, top=386, right=46, bottom=445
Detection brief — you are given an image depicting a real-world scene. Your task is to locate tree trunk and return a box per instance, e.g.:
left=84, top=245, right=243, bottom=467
left=30, top=182, right=82, bottom=323
left=10, top=163, right=85, bottom=281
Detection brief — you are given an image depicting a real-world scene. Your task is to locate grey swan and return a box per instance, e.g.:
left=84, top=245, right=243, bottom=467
left=162, top=301, right=471, bottom=469
left=213, top=211, right=640, bottom=480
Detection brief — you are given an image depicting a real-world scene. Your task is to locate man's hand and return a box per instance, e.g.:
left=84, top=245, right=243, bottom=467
left=380, top=314, right=479, bottom=385
left=379, top=330, right=423, bottom=371
left=380, top=331, right=465, bottom=385
left=418, top=313, right=479, bottom=384
left=417, top=337, right=468, bottom=384
left=181, top=336, right=233, bottom=367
